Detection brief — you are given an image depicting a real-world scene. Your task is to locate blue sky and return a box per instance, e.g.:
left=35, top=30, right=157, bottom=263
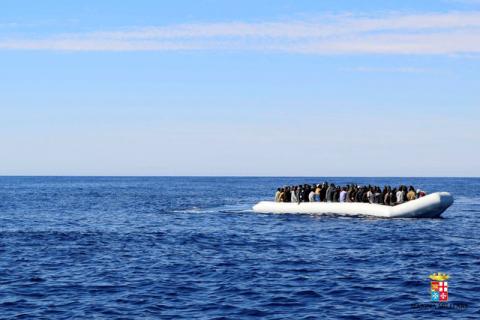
left=0, top=1, right=479, bottom=176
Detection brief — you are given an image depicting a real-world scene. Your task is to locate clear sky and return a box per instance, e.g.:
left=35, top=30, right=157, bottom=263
left=0, top=0, right=479, bottom=176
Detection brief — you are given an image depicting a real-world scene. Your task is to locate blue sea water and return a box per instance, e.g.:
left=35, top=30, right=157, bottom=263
left=0, top=177, right=478, bottom=319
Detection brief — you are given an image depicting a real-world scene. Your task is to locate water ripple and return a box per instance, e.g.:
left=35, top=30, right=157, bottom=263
left=0, top=177, right=478, bottom=318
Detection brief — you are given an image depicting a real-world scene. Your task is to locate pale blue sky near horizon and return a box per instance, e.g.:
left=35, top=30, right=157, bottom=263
left=1, top=0, right=479, bottom=176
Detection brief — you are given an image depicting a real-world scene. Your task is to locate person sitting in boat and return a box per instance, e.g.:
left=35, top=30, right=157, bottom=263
left=275, top=183, right=424, bottom=205
left=320, top=183, right=327, bottom=202
left=291, top=186, right=298, bottom=203
left=407, top=186, right=417, bottom=201
left=339, top=187, right=347, bottom=202
left=332, top=186, right=338, bottom=202
left=335, top=186, right=342, bottom=202
left=300, top=184, right=308, bottom=202
left=285, top=187, right=292, bottom=203
left=417, top=189, right=426, bottom=198
left=308, top=188, right=315, bottom=202
left=382, top=186, right=389, bottom=204
left=326, top=183, right=335, bottom=202
left=275, top=188, right=282, bottom=202
left=345, top=186, right=351, bottom=202
left=350, top=186, right=357, bottom=202
left=384, top=187, right=391, bottom=205
left=396, top=187, right=405, bottom=204
left=314, top=185, right=321, bottom=202
left=373, top=187, right=383, bottom=204
left=356, top=187, right=363, bottom=203
left=367, top=187, right=374, bottom=204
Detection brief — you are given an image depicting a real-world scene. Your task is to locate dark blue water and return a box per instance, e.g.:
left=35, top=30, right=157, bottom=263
left=0, top=177, right=478, bottom=319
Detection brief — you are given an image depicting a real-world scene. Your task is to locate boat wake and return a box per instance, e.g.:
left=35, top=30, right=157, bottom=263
left=173, top=204, right=253, bottom=214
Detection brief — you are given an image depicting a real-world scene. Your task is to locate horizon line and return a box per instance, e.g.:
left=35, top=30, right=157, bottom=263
left=0, top=175, right=478, bottom=178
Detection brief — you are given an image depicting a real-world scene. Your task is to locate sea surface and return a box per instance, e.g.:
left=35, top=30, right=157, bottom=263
left=0, top=177, right=478, bottom=319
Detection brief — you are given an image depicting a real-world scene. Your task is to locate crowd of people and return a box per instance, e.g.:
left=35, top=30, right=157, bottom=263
left=274, top=183, right=427, bottom=206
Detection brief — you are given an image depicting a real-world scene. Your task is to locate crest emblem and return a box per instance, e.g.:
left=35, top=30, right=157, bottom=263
left=429, top=273, right=449, bottom=302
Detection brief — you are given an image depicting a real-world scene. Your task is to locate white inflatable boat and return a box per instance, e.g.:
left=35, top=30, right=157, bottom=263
left=252, top=192, right=453, bottom=218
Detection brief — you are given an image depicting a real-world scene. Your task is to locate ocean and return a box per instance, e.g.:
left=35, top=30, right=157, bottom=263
left=0, top=177, right=478, bottom=319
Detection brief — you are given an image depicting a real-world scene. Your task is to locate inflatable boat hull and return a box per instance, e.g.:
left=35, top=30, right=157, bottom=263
left=252, top=192, right=453, bottom=218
